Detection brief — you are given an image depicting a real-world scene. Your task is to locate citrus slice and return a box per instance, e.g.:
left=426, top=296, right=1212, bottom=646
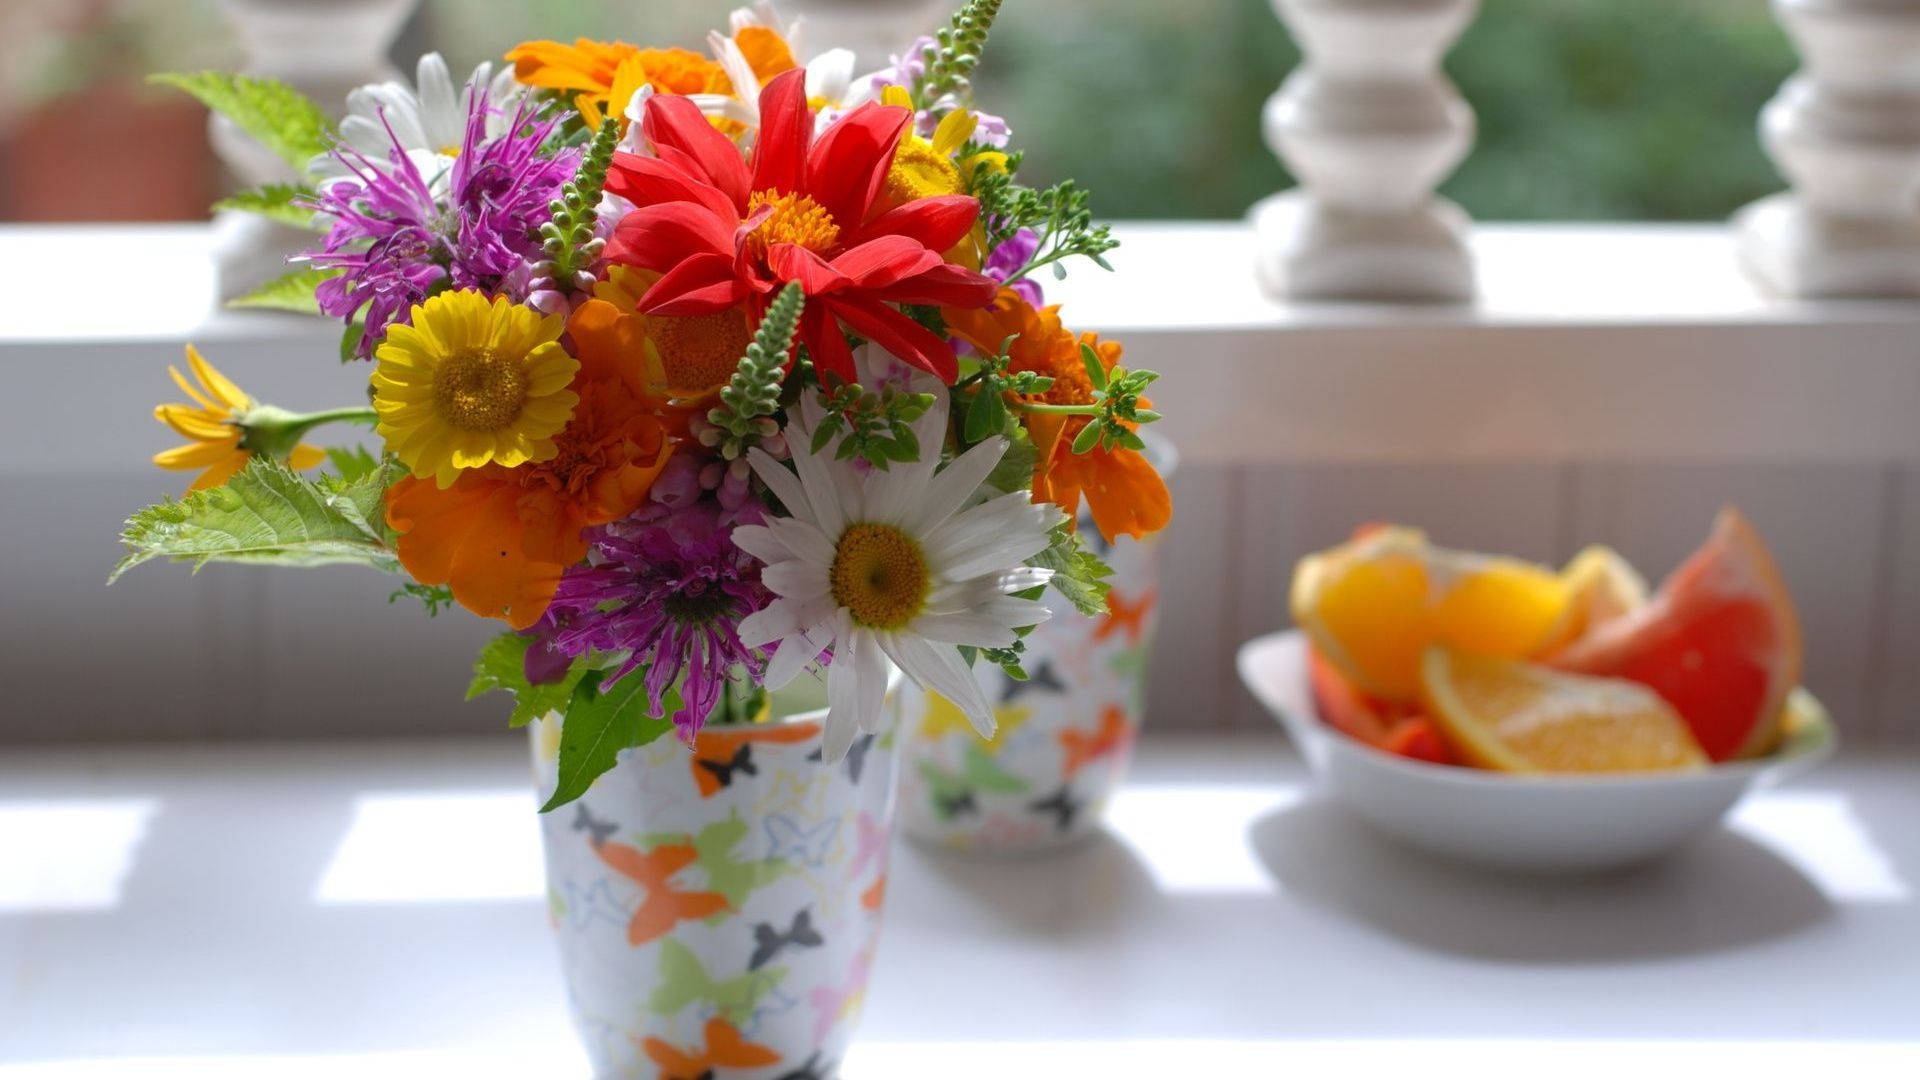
left=1308, top=644, right=1457, bottom=764
left=1291, top=527, right=1572, bottom=702
left=1539, top=544, right=1649, bottom=655
left=1549, top=508, right=1803, bottom=762
left=1420, top=646, right=1709, bottom=774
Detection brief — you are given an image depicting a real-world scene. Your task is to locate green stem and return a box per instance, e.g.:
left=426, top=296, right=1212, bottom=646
left=292, top=405, right=379, bottom=427
left=1015, top=402, right=1101, bottom=416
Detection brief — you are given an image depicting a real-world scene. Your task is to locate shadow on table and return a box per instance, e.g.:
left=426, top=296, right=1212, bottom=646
left=897, top=831, right=1161, bottom=940
left=1249, top=797, right=1833, bottom=963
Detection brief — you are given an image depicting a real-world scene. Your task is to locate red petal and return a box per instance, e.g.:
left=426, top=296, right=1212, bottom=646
left=801, top=303, right=857, bottom=385
left=865, top=262, right=998, bottom=308
left=805, top=102, right=909, bottom=233
left=606, top=202, right=735, bottom=273
left=828, top=298, right=959, bottom=384
left=829, top=235, right=944, bottom=289
left=605, top=152, right=740, bottom=227
left=748, top=69, right=811, bottom=197
left=767, top=243, right=852, bottom=295
left=643, top=95, right=750, bottom=209
left=856, top=195, right=980, bottom=253
left=638, top=253, right=746, bottom=315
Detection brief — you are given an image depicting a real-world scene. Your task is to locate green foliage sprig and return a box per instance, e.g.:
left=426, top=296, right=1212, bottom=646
left=214, top=182, right=322, bottom=230
left=1065, top=347, right=1160, bottom=455
left=707, top=282, right=805, bottom=459
left=917, top=0, right=1005, bottom=109
left=541, top=116, right=622, bottom=287
left=960, top=335, right=1054, bottom=444
left=150, top=71, right=335, bottom=171
left=990, top=179, right=1117, bottom=285
left=809, top=383, right=938, bottom=469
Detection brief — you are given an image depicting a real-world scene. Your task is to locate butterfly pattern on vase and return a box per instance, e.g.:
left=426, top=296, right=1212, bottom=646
left=749, top=908, right=824, bottom=971
left=531, top=705, right=897, bottom=1080
left=897, top=520, right=1165, bottom=852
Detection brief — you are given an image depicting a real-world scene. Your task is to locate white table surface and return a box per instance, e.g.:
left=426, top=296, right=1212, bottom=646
left=2, top=733, right=1917, bottom=1077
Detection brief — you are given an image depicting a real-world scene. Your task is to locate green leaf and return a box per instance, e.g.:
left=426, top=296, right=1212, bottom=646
left=1080, top=342, right=1108, bottom=391
left=150, top=71, right=335, bottom=172
left=339, top=321, right=367, bottom=362
left=541, top=672, right=678, bottom=812
left=983, top=422, right=1038, bottom=494
left=1030, top=522, right=1113, bottom=617
left=324, top=445, right=381, bottom=484
left=212, top=182, right=320, bottom=229
left=468, top=632, right=591, bottom=728
left=1071, top=421, right=1104, bottom=455
left=227, top=267, right=341, bottom=315
left=964, top=386, right=1000, bottom=443
left=113, top=457, right=398, bottom=582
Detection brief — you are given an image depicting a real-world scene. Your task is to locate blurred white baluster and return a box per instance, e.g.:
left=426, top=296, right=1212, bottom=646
left=1735, top=0, right=1920, bottom=297
left=211, top=0, right=419, bottom=298
left=781, top=0, right=950, bottom=72
left=1251, top=0, right=1479, bottom=301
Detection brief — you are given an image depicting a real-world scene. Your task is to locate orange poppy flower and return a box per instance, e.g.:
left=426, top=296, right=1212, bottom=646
left=945, top=288, right=1172, bottom=543
left=384, top=299, right=683, bottom=629
left=504, top=39, right=731, bottom=128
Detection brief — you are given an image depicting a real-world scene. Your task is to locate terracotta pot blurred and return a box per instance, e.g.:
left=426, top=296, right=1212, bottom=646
left=3, top=82, right=215, bottom=222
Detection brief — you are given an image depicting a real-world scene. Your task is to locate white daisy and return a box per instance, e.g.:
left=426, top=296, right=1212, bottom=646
left=733, top=348, right=1059, bottom=761
left=310, top=53, right=519, bottom=186
left=688, top=3, right=881, bottom=139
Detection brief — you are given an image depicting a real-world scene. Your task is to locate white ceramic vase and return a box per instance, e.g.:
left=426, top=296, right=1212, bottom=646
left=531, top=682, right=900, bottom=1079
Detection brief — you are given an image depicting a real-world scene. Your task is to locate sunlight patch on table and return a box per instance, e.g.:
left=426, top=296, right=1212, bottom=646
left=1103, top=783, right=1301, bottom=894
left=316, top=791, right=544, bottom=903
left=1729, top=791, right=1909, bottom=903
left=0, top=798, right=157, bottom=912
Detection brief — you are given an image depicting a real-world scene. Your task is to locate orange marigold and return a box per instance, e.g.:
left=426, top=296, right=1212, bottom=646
left=385, top=299, right=685, bottom=629
left=505, top=39, right=731, bottom=128
left=945, top=289, right=1172, bottom=544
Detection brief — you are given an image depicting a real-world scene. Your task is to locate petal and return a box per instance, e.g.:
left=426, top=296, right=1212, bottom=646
left=865, top=261, right=998, bottom=308
left=826, top=297, right=958, bottom=384
left=633, top=252, right=747, bottom=315
left=609, top=202, right=735, bottom=271
left=748, top=68, right=812, bottom=196
left=799, top=302, right=857, bottom=385
left=857, top=195, right=980, bottom=255
left=746, top=447, right=821, bottom=529
left=878, top=632, right=994, bottom=738
left=604, top=152, right=741, bottom=225
left=905, top=435, right=1006, bottom=535
left=761, top=558, right=830, bottom=601
left=185, top=345, right=249, bottom=411
left=730, top=523, right=790, bottom=565
left=765, top=514, right=836, bottom=567
left=908, top=611, right=1018, bottom=649
left=642, top=93, right=750, bottom=207
left=805, top=101, right=910, bottom=232
left=828, top=234, right=944, bottom=289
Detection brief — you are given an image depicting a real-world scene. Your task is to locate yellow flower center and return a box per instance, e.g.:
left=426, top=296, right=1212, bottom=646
left=433, top=346, right=529, bottom=432
left=830, top=522, right=929, bottom=630
left=883, top=137, right=963, bottom=207
left=747, top=190, right=840, bottom=255
left=648, top=308, right=755, bottom=395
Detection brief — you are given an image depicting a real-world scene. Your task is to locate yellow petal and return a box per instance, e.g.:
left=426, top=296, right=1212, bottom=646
left=188, top=451, right=252, bottom=491
left=155, top=404, right=236, bottom=442
left=154, top=439, right=240, bottom=469
left=287, top=444, right=328, bottom=471
left=882, top=85, right=912, bottom=110
left=185, top=345, right=251, bottom=412
left=166, top=365, right=217, bottom=412
left=932, top=108, right=976, bottom=158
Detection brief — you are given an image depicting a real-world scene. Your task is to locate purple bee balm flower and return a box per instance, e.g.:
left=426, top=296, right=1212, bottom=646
left=984, top=226, right=1044, bottom=307
left=306, top=91, right=580, bottom=358
left=535, top=495, right=774, bottom=743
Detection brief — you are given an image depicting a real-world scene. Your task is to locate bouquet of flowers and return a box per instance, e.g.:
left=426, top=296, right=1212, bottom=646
left=122, top=0, right=1172, bottom=811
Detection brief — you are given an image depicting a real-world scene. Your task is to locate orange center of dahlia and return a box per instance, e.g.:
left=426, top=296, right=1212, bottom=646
left=649, top=308, right=755, bottom=394
left=433, top=347, right=529, bottom=431
left=747, top=190, right=840, bottom=255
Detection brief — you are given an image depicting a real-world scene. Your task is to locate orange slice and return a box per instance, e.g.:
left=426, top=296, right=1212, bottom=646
left=1420, top=646, right=1709, bottom=774
left=1539, top=544, right=1649, bottom=655
left=1291, top=527, right=1572, bottom=702
left=1549, top=508, right=1802, bottom=762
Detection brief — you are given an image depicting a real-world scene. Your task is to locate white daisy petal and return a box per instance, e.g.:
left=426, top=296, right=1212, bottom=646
left=806, top=48, right=856, bottom=103
left=908, top=612, right=1018, bottom=648
left=738, top=601, right=800, bottom=649
left=748, top=448, right=821, bottom=529
left=907, top=436, right=1007, bottom=535
left=730, top=523, right=790, bottom=565
left=764, top=624, right=827, bottom=688
left=761, top=559, right=831, bottom=601
left=766, top=515, right=835, bottom=567
left=851, top=628, right=891, bottom=733
left=881, top=633, right=996, bottom=738
left=922, top=490, right=1039, bottom=567
left=788, top=426, right=849, bottom=536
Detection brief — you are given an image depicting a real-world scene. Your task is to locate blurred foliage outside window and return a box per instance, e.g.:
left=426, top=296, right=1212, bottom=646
left=0, top=0, right=1793, bottom=224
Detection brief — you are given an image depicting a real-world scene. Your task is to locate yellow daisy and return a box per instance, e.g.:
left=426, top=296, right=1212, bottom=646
left=370, top=290, right=581, bottom=488
left=878, top=86, right=1009, bottom=210
left=153, top=345, right=324, bottom=492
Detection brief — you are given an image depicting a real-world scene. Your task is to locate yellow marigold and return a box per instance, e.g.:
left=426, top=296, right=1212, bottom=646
left=370, top=290, right=580, bottom=488
left=152, top=345, right=323, bottom=491
left=506, top=38, right=731, bottom=128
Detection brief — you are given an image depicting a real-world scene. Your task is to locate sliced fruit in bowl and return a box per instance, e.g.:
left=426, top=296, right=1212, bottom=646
left=1240, top=507, right=1835, bottom=871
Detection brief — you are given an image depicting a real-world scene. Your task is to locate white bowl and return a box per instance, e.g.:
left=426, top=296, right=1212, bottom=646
left=1236, top=630, right=1837, bottom=873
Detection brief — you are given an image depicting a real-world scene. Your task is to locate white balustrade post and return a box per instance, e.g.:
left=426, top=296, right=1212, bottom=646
left=210, top=0, right=419, bottom=299
left=1250, top=0, right=1479, bottom=302
left=1734, top=0, right=1920, bottom=297
left=781, top=0, right=952, bottom=73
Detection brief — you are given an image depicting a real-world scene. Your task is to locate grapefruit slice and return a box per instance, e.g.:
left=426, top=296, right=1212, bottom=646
left=1549, top=508, right=1803, bottom=762
left=1539, top=544, right=1650, bottom=655
left=1292, top=526, right=1571, bottom=702
left=1420, top=646, right=1709, bottom=774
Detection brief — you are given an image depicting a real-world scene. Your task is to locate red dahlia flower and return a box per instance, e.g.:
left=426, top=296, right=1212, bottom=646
left=604, top=68, right=995, bottom=384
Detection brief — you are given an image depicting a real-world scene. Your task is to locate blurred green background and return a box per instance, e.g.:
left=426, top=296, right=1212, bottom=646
left=1, top=0, right=1795, bottom=222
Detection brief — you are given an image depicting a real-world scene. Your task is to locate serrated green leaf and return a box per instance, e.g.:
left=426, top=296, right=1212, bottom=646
left=1030, top=522, right=1113, bottom=617
left=984, top=422, right=1037, bottom=494
left=227, top=267, right=341, bottom=315
left=213, top=182, right=320, bottom=229
left=541, top=671, right=677, bottom=812
left=150, top=71, right=335, bottom=172
left=1080, top=343, right=1108, bottom=391
left=324, top=445, right=381, bottom=484
left=468, top=633, right=591, bottom=728
left=113, top=457, right=397, bottom=582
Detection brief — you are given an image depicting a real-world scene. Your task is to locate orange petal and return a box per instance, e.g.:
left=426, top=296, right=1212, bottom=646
left=1052, top=444, right=1171, bottom=544
left=733, top=26, right=797, bottom=83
